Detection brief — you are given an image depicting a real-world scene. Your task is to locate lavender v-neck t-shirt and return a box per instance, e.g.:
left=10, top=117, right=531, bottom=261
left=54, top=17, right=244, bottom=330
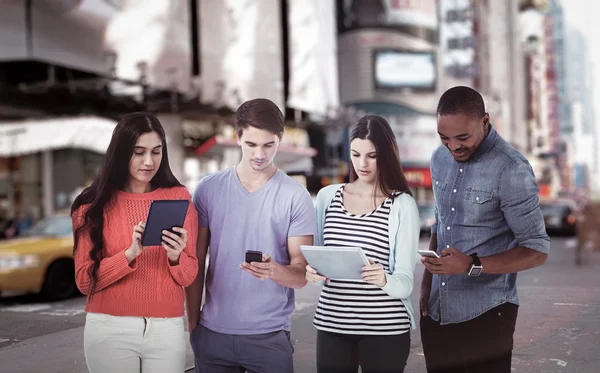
left=193, top=167, right=317, bottom=335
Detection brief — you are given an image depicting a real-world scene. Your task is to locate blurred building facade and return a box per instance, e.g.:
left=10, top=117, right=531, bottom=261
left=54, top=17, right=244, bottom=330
left=438, top=0, right=476, bottom=89
left=0, top=0, right=341, bottom=223
left=1, top=0, right=597, bottom=226
left=473, top=0, right=528, bottom=152
left=0, top=0, right=199, bottom=222
left=546, top=0, right=572, bottom=195
left=565, top=28, right=598, bottom=192
left=187, top=0, right=338, bottom=189
left=332, top=0, right=440, bottom=203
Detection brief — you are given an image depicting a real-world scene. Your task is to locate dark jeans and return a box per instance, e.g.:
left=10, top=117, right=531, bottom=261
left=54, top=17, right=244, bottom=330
left=316, top=330, right=411, bottom=373
left=190, top=325, right=294, bottom=373
left=420, top=302, right=518, bottom=373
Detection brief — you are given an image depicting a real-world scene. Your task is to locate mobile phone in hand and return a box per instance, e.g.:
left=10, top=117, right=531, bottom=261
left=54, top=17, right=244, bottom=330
left=418, top=250, right=440, bottom=259
left=245, top=250, right=263, bottom=263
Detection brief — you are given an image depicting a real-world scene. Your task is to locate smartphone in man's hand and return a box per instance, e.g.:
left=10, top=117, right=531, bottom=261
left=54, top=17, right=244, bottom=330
left=418, top=250, right=441, bottom=259
left=245, top=250, right=263, bottom=263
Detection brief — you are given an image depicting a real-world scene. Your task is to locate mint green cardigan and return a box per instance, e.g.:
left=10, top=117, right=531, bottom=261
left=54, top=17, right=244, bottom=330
left=314, top=184, right=420, bottom=330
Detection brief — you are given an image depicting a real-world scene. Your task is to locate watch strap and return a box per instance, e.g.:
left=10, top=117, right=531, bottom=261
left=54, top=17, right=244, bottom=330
left=470, top=253, right=481, bottom=267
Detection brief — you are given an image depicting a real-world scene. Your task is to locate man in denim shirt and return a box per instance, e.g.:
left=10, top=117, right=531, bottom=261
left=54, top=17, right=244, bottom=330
left=420, top=86, right=550, bottom=373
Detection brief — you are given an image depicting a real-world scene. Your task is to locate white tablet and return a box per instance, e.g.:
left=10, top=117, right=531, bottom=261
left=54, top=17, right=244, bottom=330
left=300, top=245, right=370, bottom=280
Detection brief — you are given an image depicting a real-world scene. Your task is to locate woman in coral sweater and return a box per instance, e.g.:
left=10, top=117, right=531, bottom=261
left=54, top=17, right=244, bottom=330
left=71, top=112, right=198, bottom=373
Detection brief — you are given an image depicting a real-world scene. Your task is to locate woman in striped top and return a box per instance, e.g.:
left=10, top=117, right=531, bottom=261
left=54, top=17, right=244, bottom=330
left=306, top=115, right=420, bottom=373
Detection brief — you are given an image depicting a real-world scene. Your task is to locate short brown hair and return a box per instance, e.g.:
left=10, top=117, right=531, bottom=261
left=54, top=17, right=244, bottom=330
left=235, top=98, right=284, bottom=138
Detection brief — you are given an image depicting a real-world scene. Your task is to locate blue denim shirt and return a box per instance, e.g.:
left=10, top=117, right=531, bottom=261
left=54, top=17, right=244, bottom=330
left=429, top=126, right=549, bottom=325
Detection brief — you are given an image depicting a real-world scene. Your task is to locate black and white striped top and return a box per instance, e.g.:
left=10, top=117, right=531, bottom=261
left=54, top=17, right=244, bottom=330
left=313, top=185, right=411, bottom=335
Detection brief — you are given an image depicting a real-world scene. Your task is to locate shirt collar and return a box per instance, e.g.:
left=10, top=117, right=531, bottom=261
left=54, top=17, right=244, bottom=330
left=470, top=124, right=498, bottom=162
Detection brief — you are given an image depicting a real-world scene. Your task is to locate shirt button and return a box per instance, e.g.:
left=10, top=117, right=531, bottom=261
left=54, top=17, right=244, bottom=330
left=453, top=189, right=457, bottom=193
left=442, top=282, right=446, bottom=286
left=476, top=197, right=480, bottom=201
left=446, top=245, right=450, bottom=248
left=447, top=226, right=451, bottom=230
left=459, top=169, right=463, bottom=172
left=436, top=181, right=439, bottom=185
left=451, top=207, right=455, bottom=211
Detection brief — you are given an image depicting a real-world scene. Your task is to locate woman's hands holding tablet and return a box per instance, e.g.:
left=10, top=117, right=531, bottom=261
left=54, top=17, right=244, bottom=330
left=306, top=265, right=329, bottom=284
left=305, top=260, right=387, bottom=287
left=125, top=221, right=148, bottom=264
left=162, top=227, right=188, bottom=265
left=361, top=259, right=387, bottom=287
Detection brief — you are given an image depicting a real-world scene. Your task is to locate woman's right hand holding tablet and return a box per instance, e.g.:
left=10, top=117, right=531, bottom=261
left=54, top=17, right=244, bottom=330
left=306, top=265, right=329, bottom=284
left=125, top=221, right=147, bottom=264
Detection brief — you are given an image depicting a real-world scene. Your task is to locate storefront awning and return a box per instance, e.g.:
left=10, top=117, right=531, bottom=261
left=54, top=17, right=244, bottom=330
left=0, top=116, right=117, bottom=157
left=194, top=135, right=318, bottom=169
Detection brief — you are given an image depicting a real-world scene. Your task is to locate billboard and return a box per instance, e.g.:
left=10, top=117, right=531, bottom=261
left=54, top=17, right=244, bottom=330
left=373, top=50, right=436, bottom=90
left=105, top=0, right=192, bottom=93
left=287, top=0, right=339, bottom=115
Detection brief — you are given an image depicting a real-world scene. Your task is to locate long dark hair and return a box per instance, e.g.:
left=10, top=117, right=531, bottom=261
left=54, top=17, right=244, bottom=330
left=71, top=112, right=182, bottom=295
left=349, top=115, right=412, bottom=199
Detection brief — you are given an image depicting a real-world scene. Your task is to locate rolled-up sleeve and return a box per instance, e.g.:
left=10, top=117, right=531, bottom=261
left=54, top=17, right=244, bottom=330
left=498, top=160, right=550, bottom=254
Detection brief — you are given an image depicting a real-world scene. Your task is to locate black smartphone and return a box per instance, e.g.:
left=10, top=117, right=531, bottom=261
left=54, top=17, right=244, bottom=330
left=245, top=250, right=263, bottom=263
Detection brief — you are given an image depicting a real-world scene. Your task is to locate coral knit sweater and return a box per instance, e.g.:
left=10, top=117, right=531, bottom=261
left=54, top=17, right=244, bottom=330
left=73, top=186, right=198, bottom=318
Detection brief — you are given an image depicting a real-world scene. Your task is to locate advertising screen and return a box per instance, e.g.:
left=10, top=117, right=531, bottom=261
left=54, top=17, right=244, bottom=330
left=374, top=50, right=436, bottom=90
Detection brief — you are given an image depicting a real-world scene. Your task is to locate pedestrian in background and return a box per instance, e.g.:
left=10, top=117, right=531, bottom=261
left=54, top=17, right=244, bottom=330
left=71, top=112, right=198, bottom=373
left=307, top=115, right=420, bottom=373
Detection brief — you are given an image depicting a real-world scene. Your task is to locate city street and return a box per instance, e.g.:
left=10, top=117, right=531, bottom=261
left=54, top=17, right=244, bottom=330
left=1, top=236, right=599, bottom=372
left=1, top=2, right=599, bottom=373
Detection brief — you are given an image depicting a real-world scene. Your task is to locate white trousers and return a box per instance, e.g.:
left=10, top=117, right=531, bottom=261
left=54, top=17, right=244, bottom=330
left=83, top=312, right=186, bottom=373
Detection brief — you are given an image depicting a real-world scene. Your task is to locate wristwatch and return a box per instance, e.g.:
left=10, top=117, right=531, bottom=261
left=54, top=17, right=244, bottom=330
left=468, top=253, right=483, bottom=276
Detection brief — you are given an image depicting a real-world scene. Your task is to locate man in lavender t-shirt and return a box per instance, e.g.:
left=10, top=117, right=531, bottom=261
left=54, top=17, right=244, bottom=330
left=185, top=98, right=317, bottom=373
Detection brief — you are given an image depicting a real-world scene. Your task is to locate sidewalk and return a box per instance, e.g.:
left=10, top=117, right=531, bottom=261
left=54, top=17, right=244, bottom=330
left=0, top=312, right=423, bottom=373
left=2, top=248, right=599, bottom=372
left=0, top=326, right=196, bottom=373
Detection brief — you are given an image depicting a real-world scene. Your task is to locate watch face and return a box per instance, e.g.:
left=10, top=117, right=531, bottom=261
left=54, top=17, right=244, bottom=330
left=469, top=266, right=483, bottom=276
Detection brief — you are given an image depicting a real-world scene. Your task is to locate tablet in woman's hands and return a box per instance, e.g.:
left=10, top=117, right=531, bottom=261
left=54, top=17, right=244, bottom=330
left=141, top=200, right=189, bottom=246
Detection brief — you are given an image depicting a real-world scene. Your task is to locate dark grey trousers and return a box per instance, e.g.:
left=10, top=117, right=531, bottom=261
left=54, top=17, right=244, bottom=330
left=190, top=325, right=294, bottom=373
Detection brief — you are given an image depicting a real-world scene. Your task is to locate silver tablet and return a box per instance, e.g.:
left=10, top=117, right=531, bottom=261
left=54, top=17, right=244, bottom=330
left=300, top=245, right=370, bottom=280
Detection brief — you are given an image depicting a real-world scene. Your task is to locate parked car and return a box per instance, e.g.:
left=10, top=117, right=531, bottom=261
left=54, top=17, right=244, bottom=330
left=540, top=200, right=577, bottom=236
left=418, top=203, right=436, bottom=237
left=0, top=213, right=77, bottom=300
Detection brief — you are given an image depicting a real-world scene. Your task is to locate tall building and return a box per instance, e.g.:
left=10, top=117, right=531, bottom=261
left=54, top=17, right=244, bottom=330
left=439, top=0, right=476, bottom=89
left=545, top=0, right=573, bottom=194
left=544, top=0, right=564, bottom=153
left=547, top=0, right=569, bottom=135
left=564, top=28, right=597, bottom=191
left=473, top=0, right=528, bottom=153
left=565, top=29, right=593, bottom=134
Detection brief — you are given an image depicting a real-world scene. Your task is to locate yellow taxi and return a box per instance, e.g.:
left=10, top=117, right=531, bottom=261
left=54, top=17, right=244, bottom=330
left=0, top=213, right=78, bottom=300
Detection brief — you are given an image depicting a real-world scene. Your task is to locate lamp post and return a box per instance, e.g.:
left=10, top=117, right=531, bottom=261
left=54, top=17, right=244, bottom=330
left=136, top=61, right=148, bottom=105
left=165, top=67, right=180, bottom=113
left=520, top=5, right=545, bottom=156
left=103, top=50, right=117, bottom=80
